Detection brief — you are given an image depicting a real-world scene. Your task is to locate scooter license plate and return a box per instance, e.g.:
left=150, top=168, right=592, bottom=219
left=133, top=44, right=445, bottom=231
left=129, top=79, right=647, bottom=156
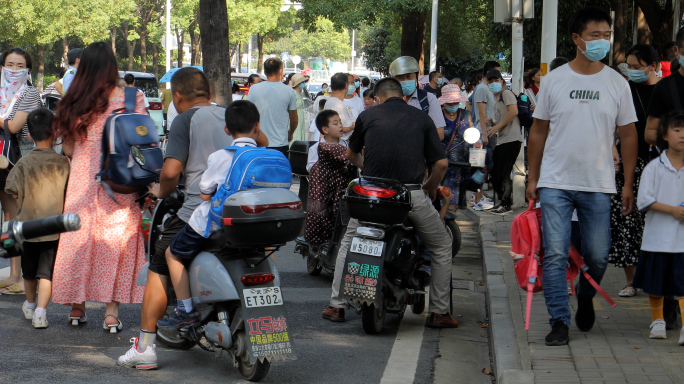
left=243, top=287, right=283, bottom=308
left=350, top=237, right=384, bottom=257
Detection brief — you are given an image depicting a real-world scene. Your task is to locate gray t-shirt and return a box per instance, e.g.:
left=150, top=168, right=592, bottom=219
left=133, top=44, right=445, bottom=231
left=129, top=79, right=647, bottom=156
left=494, top=90, right=523, bottom=145
left=164, top=105, right=232, bottom=223
left=246, top=81, right=297, bottom=147
left=473, top=81, right=496, bottom=130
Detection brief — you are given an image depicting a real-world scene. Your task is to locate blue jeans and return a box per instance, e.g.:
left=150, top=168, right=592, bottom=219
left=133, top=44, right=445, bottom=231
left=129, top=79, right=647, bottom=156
left=539, top=188, right=612, bottom=327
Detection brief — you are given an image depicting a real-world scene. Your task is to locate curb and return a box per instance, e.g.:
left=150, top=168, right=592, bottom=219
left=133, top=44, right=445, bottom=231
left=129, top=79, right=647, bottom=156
left=464, top=208, right=533, bottom=383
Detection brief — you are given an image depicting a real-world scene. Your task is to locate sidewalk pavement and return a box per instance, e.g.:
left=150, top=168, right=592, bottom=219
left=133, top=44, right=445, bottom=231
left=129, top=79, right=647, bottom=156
left=466, top=208, right=684, bottom=384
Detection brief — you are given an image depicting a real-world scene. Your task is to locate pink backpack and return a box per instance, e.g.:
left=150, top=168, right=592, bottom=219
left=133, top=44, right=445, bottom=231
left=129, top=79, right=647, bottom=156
left=510, top=200, right=616, bottom=330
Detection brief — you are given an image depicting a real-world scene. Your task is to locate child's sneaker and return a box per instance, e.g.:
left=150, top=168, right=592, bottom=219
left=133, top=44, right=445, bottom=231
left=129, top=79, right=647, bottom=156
left=472, top=202, right=483, bottom=211
left=649, top=319, right=667, bottom=339
left=156, top=307, right=200, bottom=331
left=22, top=301, right=35, bottom=320
left=478, top=199, right=494, bottom=210
left=117, top=337, right=158, bottom=370
left=32, top=313, right=48, bottom=329
left=679, top=327, right=684, bottom=346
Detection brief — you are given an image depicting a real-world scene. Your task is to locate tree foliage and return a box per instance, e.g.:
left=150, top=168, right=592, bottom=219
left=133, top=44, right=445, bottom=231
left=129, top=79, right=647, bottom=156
left=265, top=18, right=350, bottom=62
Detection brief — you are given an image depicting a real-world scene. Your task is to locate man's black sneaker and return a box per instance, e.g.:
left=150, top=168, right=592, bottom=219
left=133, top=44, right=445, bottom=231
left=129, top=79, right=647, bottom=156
left=545, top=321, right=569, bottom=346
left=490, top=205, right=512, bottom=215
left=575, top=295, right=595, bottom=332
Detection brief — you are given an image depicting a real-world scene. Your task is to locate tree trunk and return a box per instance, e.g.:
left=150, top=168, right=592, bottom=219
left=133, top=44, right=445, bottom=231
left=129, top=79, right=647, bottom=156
left=139, top=29, right=148, bottom=72
left=637, top=6, right=652, bottom=44
left=36, top=45, right=45, bottom=92
left=175, top=25, right=185, bottom=68
left=110, top=27, right=117, bottom=55
left=62, top=37, right=69, bottom=69
left=257, top=33, right=264, bottom=73
left=188, top=21, right=202, bottom=65
left=199, top=0, right=231, bottom=105
left=152, top=43, right=159, bottom=80
left=237, top=43, right=242, bottom=72
left=635, top=0, right=683, bottom=54
left=400, top=11, right=427, bottom=75
left=612, top=0, right=627, bottom=65
left=123, top=21, right=137, bottom=71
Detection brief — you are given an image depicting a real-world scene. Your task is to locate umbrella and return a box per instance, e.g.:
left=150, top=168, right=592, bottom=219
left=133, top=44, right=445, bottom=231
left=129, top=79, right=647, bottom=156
left=159, top=66, right=203, bottom=83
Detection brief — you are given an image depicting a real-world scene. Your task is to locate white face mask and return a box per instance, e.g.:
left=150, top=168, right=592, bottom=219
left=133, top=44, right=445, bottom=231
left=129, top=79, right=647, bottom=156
left=0, top=67, right=30, bottom=118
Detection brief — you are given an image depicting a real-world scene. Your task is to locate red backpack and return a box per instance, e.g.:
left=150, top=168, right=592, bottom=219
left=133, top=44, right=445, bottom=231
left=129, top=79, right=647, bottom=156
left=510, top=200, right=616, bottom=330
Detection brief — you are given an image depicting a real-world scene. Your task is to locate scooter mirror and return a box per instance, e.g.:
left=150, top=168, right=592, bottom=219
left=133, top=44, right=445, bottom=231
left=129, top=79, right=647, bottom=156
left=130, top=146, right=146, bottom=166
left=463, top=127, right=480, bottom=144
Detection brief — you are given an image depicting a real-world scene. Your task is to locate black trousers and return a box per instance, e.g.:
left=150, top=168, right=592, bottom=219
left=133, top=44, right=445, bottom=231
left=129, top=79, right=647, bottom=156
left=491, top=141, right=522, bottom=207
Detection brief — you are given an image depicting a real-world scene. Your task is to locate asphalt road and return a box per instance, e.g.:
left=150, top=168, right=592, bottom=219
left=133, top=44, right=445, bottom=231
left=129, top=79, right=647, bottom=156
left=0, top=241, right=445, bottom=384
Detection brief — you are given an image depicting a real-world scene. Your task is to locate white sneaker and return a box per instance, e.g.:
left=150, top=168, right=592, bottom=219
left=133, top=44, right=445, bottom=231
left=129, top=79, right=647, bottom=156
left=22, top=301, right=35, bottom=320
left=478, top=199, right=494, bottom=210
left=481, top=196, right=493, bottom=204
left=472, top=202, right=484, bottom=211
left=118, top=337, right=158, bottom=370
left=32, top=313, right=48, bottom=329
left=649, top=319, right=667, bottom=339
left=679, top=327, right=684, bottom=346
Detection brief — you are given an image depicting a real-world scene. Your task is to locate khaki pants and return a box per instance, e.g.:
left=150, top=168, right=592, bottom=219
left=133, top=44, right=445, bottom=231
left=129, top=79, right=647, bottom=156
left=330, top=190, right=452, bottom=314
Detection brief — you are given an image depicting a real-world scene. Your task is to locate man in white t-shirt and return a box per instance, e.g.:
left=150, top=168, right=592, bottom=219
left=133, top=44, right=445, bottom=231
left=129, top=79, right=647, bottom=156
left=246, top=58, right=298, bottom=156
left=324, top=73, right=355, bottom=140
left=343, top=74, right=364, bottom=127
left=526, top=6, right=639, bottom=347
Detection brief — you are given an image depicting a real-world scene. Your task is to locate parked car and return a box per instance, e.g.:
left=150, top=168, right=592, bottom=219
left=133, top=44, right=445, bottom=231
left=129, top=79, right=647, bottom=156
left=119, top=71, right=164, bottom=135
left=230, top=73, right=267, bottom=98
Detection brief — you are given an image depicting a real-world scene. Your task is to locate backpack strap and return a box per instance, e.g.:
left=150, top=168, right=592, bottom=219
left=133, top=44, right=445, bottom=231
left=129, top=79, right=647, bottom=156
left=567, top=247, right=617, bottom=307
left=124, top=86, right=138, bottom=113
left=416, top=89, right=430, bottom=113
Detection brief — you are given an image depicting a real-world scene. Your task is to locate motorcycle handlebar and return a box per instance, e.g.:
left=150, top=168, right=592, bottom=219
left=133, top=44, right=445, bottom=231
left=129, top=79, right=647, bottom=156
left=15, top=214, right=81, bottom=242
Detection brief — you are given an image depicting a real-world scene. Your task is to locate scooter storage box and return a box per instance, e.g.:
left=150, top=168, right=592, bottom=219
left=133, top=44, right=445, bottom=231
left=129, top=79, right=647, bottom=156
left=222, top=188, right=307, bottom=246
left=289, top=140, right=317, bottom=175
left=343, top=177, right=412, bottom=225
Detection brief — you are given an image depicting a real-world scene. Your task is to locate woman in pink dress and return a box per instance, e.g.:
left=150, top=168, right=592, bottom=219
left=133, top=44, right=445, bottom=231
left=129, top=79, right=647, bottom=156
left=51, top=42, right=146, bottom=333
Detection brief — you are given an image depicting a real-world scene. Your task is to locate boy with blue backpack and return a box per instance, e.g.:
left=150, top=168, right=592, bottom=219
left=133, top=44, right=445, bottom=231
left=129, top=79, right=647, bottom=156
left=157, top=100, right=291, bottom=330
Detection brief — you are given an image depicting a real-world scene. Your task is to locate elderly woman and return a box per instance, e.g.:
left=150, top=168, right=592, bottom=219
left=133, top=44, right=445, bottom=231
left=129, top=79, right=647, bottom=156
left=0, top=48, right=42, bottom=295
left=438, top=84, right=471, bottom=210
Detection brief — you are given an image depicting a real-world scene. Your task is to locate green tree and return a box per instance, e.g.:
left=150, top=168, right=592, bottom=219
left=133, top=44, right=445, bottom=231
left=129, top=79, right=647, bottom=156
left=258, top=8, right=297, bottom=71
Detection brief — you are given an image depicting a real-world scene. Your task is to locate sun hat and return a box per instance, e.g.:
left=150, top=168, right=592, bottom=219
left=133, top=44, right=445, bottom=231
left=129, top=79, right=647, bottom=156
left=437, top=84, right=468, bottom=104
left=289, top=73, right=309, bottom=87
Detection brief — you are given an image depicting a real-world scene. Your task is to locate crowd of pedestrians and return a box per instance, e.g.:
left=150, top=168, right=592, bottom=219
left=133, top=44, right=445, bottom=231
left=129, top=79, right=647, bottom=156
left=0, top=4, right=682, bottom=373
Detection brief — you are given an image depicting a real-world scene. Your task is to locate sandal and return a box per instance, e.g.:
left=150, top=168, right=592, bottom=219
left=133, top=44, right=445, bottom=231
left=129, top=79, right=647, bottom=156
left=69, top=307, right=88, bottom=326
left=618, top=283, right=637, bottom=297
left=0, top=283, right=24, bottom=295
left=0, top=280, right=17, bottom=289
left=103, top=314, right=123, bottom=334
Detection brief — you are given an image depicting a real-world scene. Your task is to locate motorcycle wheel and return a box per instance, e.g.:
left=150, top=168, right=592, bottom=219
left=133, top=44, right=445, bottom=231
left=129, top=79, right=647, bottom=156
left=237, top=331, right=271, bottom=382
left=155, top=328, right=197, bottom=350
left=411, top=294, right=426, bottom=315
left=361, top=294, right=386, bottom=334
left=446, top=220, right=462, bottom=258
left=306, top=256, right=323, bottom=276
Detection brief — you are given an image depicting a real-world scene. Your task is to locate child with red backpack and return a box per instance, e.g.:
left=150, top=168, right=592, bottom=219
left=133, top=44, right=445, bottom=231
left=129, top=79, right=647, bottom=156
left=632, top=110, right=684, bottom=342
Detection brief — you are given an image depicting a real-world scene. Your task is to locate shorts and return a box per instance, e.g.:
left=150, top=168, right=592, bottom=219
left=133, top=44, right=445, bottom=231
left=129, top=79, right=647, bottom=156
left=21, top=240, right=59, bottom=280
left=168, top=224, right=206, bottom=260
left=149, top=216, right=187, bottom=276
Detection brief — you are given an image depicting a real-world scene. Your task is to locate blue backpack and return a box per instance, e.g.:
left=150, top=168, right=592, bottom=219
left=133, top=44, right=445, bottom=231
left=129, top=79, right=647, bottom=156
left=99, top=86, right=163, bottom=194
left=516, top=92, right=534, bottom=127
left=205, top=146, right=293, bottom=236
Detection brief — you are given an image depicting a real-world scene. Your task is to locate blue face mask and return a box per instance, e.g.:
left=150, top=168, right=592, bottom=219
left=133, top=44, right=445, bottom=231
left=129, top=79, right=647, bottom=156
left=656, top=70, right=663, bottom=77
left=347, top=85, right=356, bottom=95
left=488, top=82, right=503, bottom=94
left=437, top=78, right=444, bottom=86
left=354, top=80, right=360, bottom=88
left=579, top=38, right=610, bottom=62
left=400, top=80, right=417, bottom=95
left=459, top=101, right=466, bottom=109
left=299, top=82, right=307, bottom=89
left=444, top=105, right=459, bottom=113
left=627, top=69, right=649, bottom=83
left=679, top=55, right=684, bottom=70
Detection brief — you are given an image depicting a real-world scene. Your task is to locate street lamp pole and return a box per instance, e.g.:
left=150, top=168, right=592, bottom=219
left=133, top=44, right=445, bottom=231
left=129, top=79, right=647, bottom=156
left=540, top=0, right=558, bottom=78
left=166, top=0, right=172, bottom=73
left=429, top=0, right=438, bottom=72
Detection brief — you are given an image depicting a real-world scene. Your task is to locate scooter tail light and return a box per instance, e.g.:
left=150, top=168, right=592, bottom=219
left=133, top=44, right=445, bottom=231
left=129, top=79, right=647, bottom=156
left=356, top=226, right=385, bottom=239
left=241, top=201, right=302, bottom=214
left=353, top=185, right=396, bottom=198
left=149, top=102, right=163, bottom=110
left=241, top=273, right=275, bottom=285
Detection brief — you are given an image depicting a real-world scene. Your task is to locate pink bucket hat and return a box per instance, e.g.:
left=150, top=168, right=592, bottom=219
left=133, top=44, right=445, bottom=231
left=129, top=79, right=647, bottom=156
left=437, top=84, right=468, bottom=105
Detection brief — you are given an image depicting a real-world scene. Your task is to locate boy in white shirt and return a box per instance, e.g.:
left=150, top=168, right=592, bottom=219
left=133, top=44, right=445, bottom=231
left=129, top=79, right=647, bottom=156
left=306, top=110, right=348, bottom=173
left=157, top=100, right=263, bottom=331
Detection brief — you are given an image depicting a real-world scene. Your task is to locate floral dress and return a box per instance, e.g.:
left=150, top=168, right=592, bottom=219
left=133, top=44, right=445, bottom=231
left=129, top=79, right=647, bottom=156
left=291, top=91, right=307, bottom=142
left=51, top=90, right=147, bottom=304
left=441, top=110, right=470, bottom=206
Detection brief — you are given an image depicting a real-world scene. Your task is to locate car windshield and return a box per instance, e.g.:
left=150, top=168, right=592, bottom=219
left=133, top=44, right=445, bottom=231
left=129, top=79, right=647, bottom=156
left=135, top=78, right=159, bottom=98
left=308, top=84, right=323, bottom=94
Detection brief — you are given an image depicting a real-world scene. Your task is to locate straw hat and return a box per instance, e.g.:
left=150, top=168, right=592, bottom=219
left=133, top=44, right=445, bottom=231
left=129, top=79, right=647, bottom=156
left=289, top=73, right=309, bottom=87
left=437, top=84, right=468, bottom=104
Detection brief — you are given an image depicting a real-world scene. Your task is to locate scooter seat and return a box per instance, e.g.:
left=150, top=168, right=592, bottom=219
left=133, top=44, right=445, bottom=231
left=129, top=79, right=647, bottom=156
left=201, top=231, right=226, bottom=253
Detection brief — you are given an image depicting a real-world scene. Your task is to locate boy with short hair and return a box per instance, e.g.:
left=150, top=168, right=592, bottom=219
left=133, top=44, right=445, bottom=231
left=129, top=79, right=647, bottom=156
left=157, top=100, right=263, bottom=330
left=306, top=109, right=348, bottom=173
left=5, top=108, right=70, bottom=329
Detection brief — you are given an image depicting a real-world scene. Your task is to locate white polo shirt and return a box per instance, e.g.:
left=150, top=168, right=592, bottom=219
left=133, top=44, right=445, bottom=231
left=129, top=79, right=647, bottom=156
left=637, top=151, right=684, bottom=253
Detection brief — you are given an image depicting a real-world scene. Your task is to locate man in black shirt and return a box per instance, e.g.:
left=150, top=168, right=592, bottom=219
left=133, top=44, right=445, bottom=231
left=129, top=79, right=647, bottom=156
left=423, top=70, right=443, bottom=97
left=322, top=78, right=458, bottom=328
left=646, top=27, right=684, bottom=145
